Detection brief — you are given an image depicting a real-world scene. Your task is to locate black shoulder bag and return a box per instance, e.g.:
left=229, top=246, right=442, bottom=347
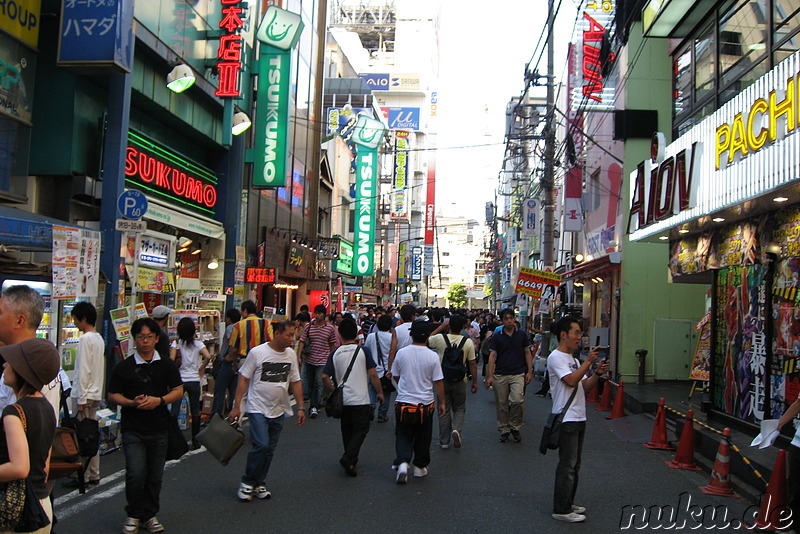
left=539, top=365, right=580, bottom=455
left=375, top=334, right=396, bottom=393
left=325, top=347, right=361, bottom=419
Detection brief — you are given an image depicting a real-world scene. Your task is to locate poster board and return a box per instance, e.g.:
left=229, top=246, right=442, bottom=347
left=690, top=313, right=711, bottom=381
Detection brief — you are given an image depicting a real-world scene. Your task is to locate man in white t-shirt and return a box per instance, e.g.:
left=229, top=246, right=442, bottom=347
left=229, top=321, right=305, bottom=502
left=391, top=321, right=445, bottom=484
left=323, top=319, right=383, bottom=477
left=65, top=301, right=105, bottom=488
left=547, top=317, right=608, bottom=524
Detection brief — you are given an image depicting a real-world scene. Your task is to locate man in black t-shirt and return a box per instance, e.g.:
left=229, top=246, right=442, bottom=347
left=109, top=318, right=183, bottom=534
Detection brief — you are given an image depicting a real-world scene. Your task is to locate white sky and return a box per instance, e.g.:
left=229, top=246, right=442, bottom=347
left=434, top=1, right=579, bottom=221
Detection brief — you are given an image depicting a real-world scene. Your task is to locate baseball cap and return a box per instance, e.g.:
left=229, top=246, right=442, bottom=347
left=0, top=338, right=60, bottom=391
left=152, top=306, right=174, bottom=319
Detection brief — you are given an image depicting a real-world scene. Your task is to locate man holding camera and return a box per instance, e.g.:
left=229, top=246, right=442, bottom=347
left=547, top=317, right=608, bottom=524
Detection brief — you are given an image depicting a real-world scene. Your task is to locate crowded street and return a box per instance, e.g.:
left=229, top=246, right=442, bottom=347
left=53, top=385, right=757, bottom=533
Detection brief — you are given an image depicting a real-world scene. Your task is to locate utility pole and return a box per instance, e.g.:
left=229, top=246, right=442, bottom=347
left=542, top=0, right=556, bottom=269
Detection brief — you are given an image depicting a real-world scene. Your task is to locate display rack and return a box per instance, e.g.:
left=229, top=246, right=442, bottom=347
left=170, top=309, right=222, bottom=358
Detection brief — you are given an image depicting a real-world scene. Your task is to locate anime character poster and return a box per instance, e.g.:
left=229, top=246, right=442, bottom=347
left=714, top=265, right=768, bottom=423
left=771, top=258, right=800, bottom=419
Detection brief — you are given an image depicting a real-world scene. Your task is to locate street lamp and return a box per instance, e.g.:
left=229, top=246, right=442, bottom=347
left=395, top=237, right=423, bottom=305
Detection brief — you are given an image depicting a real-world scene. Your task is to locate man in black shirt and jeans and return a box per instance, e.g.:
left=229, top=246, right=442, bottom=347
left=486, top=308, right=533, bottom=443
left=109, top=318, right=183, bottom=534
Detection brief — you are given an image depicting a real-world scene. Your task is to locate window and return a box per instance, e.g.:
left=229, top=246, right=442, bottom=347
left=694, top=22, right=716, bottom=103
left=720, top=0, right=768, bottom=87
left=590, top=169, right=602, bottom=212
left=774, top=0, right=800, bottom=46
left=674, top=46, right=692, bottom=118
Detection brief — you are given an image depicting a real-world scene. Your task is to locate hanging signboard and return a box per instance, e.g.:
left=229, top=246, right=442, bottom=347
left=57, top=0, right=134, bottom=71
left=515, top=267, right=562, bottom=298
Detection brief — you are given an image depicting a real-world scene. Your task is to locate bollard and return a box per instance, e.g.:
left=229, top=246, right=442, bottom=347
left=635, top=349, right=648, bottom=385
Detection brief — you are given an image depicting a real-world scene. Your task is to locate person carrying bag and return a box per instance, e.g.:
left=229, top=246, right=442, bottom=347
left=0, top=338, right=62, bottom=534
left=539, top=385, right=578, bottom=455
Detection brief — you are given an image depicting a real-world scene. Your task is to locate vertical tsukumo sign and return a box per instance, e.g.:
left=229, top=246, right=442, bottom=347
left=253, top=45, right=291, bottom=187
left=392, top=131, right=410, bottom=219
left=353, top=148, right=379, bottom=275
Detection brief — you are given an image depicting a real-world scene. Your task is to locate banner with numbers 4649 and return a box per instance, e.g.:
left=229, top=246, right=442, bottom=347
left=515, top=267, right=562, bottom=298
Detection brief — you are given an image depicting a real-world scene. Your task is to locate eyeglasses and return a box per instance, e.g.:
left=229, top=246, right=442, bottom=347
left=135, top=334, right=156, bottom=341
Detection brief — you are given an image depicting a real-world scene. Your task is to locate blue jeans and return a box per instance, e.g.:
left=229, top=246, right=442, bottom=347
left=122, top=431, right=168, bottom=521
left=242, top=413, right=284, bottom=486
left=302, top=363, right=325, bottom=409
left=553, top=421, right=586, bottom=514
left=368, top=382, right=391, bottom=418
left=213, top=360, right=238, bottom=416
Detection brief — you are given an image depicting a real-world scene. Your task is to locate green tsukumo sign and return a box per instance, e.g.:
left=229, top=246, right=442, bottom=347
left=253, top=45, right=291, bottom=188
left=352, top=147, right=378, bottom=276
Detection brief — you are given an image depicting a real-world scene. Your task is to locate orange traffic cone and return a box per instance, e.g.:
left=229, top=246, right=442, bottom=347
left=606, top=381, right=626, bottom=419
left=752, top=449, right=789, bottom=531
left=665, top=410, right=702, bottom=471
left=595, top=380, right=612, bottom=411
left=699, top=428, right=739, bottom=498
left=586, top=381, right=600, bottom=403
left=644, top=398, right=674, bottom=450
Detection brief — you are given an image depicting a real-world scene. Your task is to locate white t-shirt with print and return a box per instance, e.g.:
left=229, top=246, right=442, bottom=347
left=547, top=349, right=587, bottom=422
left=171, top=339, right=206, bottom=383
left=393, top=344, right=443, bottom=406
left=240, top=344, right=301, bottom=418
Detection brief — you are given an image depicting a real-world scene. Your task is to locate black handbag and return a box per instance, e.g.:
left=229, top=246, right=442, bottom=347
left=374, top=334, right=396, bottom=393
left=196, top=413, right=245, bottom=466
left=539, top=378, right=579, bottom=455
left=325, top=347, right=361, bottom=419
left=60, top=397, right=100, bottom=458
left=166, top=412, right=189, bottom=461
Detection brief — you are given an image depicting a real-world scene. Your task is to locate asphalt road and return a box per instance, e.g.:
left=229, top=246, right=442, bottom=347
left=53, top=383, right=764, bottom=533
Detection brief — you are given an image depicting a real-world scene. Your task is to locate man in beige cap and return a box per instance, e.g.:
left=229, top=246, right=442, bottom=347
left=151, top=305, right=173, bottom=360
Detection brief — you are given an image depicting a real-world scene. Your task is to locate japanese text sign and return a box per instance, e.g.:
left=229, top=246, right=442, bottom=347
left=515, top=267, right=562, bottom=298
left=58, top=0, right=134, bottom=71
left=215, top=0, right=245, bottom=98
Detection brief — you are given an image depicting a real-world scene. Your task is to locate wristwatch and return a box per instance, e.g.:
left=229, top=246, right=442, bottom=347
left=159, top=397, right=165, bottom=406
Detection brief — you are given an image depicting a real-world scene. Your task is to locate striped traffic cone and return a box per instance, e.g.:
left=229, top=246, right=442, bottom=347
left=606, top=381, right=626, bottom=419
left=666, top=410, right=702, bottom=471
left=595, top=380, right=612, bottom=411
left=699, top=428, right=739, bottom=497
left=752, top=449, right=789, bottom=531
left=644, top=398, right=674, bottom=450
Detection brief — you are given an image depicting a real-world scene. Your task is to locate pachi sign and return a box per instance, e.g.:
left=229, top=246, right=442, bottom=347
left=627, top=142, right=701, bottom=234
left=125, top=131, right=218, bottom=217
left=215, top=0, right=246, bottom=98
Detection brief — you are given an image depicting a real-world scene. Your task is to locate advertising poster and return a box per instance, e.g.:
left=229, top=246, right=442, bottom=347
left=713, top=265, right=767, bottom=423
left=689, top=313, right=711, bottom=381
left=110, top=307, right=132, bottom=341
left=53, top=226, right=101, bottom=299
left=772, top=258, right=800, bottom=418
left=515, top=267, right=562, bottom=298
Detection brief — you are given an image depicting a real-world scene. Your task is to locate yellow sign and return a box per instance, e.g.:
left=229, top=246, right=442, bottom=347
left=126, top=266, right=175, bottom=293
left=0, top=0, right=41, bottom=48
left=715, top=75, right=795, bottom=170
left=515, top=267, right=562, bottom=298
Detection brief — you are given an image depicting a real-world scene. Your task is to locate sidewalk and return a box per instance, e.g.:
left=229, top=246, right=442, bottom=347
left=621, top=380, right=785, bottom=501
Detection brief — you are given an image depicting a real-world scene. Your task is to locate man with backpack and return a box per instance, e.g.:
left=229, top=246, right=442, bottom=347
left=428, top=315, right=478, bottom=449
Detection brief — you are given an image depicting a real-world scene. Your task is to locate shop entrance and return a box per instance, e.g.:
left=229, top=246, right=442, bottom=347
left=653, top=318, right=696, bottom=381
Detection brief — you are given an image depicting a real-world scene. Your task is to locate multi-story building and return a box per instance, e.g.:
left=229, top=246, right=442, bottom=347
left=427, top=214, right=486, bottom=307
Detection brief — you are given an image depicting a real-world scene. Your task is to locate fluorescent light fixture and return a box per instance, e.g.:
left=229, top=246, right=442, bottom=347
left=232, top=112, right=252, bottom=135
left=191, top=248, right=202, bottom=255
left=167, top=64, right=196, bottom=93
left=177, top=247, right=189, bottom=253
left=659, top=236, right=669, bottom=240
left=712, top=217, right=725, bottom=222
left=178, top=237, right=193, bottom=248
left=207, top=257, right=219, bottom=270
left=678, top=229, right=689, bottom=234
left=774, top=196, right=789, bottom=202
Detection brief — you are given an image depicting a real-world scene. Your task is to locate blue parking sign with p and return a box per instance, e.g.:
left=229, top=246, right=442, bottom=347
left=118, top=191, right=148, bottom=220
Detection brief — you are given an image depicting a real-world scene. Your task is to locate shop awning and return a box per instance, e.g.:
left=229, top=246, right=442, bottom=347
left=561, top=255, right=620, bottom=281
left=143, top=197, right=225, bottom=240
left=0, top=206, right=85, bottom=251
left=642, top=0, right=716, bottom=38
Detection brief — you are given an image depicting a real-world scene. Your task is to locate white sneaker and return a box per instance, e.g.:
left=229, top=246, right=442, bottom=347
left=310, top=407, right=318, bottom=418
left=440, top=443, right=450, bottom=449
left=237, top=482, right=254, bottom=501
left=451, top=429, right=462, bottom=448
left=396, top=462, right=408, bottom=484
left=254, top=485, right=271, bottom=500
left=552, top=512, right=586, bottom=523
left=143, top=517, right=165, bottom=533
left=122, top=517, right=140, bottom=534
left=571, top=504, right=586, bottom=514
left=413, top=465, right=428, bottom=478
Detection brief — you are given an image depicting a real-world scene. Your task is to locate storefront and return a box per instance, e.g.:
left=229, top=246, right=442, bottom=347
left=628, top=50, right=800, bottom=427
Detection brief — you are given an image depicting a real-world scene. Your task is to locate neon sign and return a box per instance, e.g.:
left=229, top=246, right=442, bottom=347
left=245, top=268, right=276, bottom=283
left=570, top=0, right=616, bottom=112
left=215, top=0, right=245, bottom=98
left=124, top=131, right=218, bottom=216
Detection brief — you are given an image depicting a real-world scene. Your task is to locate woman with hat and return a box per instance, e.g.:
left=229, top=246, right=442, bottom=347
left=0, top=337, right=60, bottom=534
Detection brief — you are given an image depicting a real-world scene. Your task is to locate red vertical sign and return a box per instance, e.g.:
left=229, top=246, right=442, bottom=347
left=425, top=157, right=436, bottom=245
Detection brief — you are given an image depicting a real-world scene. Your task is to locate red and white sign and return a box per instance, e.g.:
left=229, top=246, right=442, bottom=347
left=570, top=0, right=616, bottom=112
left=215, top=0, right=246, bottom=97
